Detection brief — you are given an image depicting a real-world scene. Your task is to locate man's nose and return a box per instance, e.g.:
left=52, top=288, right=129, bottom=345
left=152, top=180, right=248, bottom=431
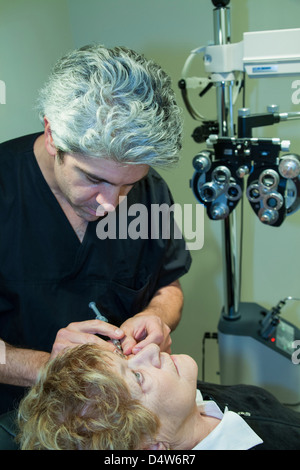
left=128, top=344, right=161, bottom=369
left=96, top=187, right=120, bottom=213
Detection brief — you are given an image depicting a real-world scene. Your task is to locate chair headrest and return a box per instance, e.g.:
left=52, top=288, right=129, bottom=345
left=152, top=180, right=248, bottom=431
left=0, top=410, right=19, bottom=450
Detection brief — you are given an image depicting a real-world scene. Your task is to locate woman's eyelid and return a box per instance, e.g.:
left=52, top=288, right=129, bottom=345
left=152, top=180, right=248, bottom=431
left=132, top=370, right=144, bottom=385
left=127, top=357, right=146, bottom=387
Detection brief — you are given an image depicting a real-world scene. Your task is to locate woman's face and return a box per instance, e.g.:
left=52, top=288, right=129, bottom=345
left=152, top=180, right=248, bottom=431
left=110, top=344, right=198, bottom=432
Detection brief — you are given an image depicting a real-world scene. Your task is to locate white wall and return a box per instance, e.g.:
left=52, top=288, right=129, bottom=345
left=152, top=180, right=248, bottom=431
left=231, top=0, right=300, bottom=327
left=0, top=0, right=74, bottom=141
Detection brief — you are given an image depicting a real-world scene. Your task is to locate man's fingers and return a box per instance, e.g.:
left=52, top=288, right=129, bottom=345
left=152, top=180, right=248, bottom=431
left=66, top=320, right=124, bottom=339
left=131, top=331, right=163, bottom=353
left=120, top=336, right=137, bottom=356
left=50, top=320, right=125, bottom=359
left=131, top=327, right=172, bottom=354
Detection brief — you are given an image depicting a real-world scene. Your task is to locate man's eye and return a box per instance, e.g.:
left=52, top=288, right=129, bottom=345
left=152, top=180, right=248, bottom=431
left=87, top=176, right=100, bottom=184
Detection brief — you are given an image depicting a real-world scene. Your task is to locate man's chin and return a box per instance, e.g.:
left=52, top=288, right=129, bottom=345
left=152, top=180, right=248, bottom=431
left=75, top=207, right=102, bottom=221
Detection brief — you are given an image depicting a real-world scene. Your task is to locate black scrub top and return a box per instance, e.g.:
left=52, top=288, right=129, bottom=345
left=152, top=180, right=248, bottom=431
left=0, top=133, right=191, bottom=412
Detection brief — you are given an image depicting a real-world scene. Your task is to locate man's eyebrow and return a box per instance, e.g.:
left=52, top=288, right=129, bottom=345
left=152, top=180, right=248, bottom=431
left=78, top=167, right=146, bottom=186
left=83, top=170, right=117, bottom=185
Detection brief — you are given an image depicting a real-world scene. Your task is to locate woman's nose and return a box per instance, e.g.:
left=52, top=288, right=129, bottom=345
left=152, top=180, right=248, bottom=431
left=127, top=344, right=161, bottom=369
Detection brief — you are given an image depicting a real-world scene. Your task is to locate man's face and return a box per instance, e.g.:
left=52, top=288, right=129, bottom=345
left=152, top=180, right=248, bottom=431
left=53, top=153, right=149, bottom=221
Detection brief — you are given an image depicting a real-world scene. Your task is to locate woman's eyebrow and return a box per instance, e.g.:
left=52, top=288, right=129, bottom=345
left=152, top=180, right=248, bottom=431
left=112, top=354, right=131, bottom=379
left=115, top=358, right=144, bottom=393
left=118, top=360, right=128, bottom=377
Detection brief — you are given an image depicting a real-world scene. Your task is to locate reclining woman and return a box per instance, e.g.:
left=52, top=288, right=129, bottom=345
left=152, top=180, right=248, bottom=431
left=17, top=343, right=300, bottom=450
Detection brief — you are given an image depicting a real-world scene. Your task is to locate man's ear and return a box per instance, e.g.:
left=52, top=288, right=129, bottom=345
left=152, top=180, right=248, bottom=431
left=43, top=117, right=57, bottom=157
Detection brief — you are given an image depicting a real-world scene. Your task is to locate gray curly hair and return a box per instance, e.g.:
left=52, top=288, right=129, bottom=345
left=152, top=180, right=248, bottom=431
left=37, top=45, right=183, bottom=167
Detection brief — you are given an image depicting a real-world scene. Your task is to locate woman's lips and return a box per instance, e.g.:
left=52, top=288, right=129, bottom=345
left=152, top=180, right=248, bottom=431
left=170, top=355, right=179, bottom=375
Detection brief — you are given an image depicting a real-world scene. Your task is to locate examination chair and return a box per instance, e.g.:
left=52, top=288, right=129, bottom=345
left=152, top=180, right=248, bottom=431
left=0, top=410, right=19, bottom=450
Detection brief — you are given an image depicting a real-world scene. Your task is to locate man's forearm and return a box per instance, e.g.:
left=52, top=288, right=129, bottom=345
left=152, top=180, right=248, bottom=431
left=141, top=280, right=184, bottom=330
left=0, top=341, right=50, bottom=387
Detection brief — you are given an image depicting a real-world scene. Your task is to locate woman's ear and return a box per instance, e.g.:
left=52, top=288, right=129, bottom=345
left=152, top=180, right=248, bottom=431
left=146, top=441, right=170, bottom=451
left=43, top=117, right=57, bottom=157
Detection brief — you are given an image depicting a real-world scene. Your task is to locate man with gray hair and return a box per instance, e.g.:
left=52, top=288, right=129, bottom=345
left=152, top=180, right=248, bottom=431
left=0, top=45, right=191, bottom=413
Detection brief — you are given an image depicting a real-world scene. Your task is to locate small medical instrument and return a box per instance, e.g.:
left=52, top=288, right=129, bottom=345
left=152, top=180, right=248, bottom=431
left=181, top=0, right=300, bottom=404
left=89, top=301, right=108, bottom=322
left=88, top=301, right=126, bottom=357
